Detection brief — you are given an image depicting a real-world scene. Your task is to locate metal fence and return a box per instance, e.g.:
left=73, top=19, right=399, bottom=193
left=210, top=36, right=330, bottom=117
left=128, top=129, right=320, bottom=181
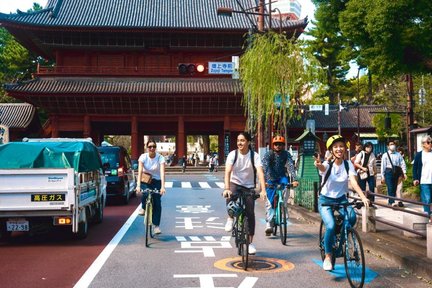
left=294, top=179, right=318, bottom=211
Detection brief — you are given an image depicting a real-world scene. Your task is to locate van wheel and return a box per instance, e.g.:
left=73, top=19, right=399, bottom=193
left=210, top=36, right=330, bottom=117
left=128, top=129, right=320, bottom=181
left=94, top=197, right=104, bottom=224
left=75, top=211, right=88, bottom=239
left=123, top=184, right=130, bottom=205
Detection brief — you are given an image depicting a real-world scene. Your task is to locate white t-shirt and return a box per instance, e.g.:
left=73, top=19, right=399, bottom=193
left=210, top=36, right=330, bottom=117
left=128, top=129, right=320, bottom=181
left=421, top=151, right=432, bottom=184
left=319, top=160, right=357, bottom=199
left=138, top=152, right=165, bottom=180
left=226, top=149, right=262, bottom=188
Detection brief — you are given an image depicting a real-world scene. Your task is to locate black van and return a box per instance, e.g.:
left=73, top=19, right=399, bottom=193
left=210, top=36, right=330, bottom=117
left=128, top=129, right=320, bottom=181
left=98, top=145, right=136, bottom=204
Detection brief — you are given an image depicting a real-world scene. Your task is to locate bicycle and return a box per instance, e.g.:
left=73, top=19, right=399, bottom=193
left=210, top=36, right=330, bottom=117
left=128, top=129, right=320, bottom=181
left=142, top=188, right=160, bottom=247
left=319, top=202, right=366, bottom=288
left=229, top=188, right=260, bottom=270
left=268, top=183, right=292, bottom=245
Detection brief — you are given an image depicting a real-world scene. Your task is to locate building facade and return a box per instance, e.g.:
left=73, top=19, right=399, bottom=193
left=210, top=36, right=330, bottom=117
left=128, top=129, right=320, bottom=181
left=1, top=0, right=307, bottom=162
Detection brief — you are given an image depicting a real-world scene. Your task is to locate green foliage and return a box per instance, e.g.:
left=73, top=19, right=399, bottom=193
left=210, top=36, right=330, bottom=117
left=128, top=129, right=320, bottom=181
left=372, top=113, right=404, bottom=140
left=240, top=32, right=323, bottom=133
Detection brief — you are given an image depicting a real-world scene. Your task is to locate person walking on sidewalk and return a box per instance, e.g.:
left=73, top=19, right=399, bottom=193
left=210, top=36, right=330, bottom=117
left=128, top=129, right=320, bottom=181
left=136, top=139, right=166, bottom=235
left=413, top=135, right=432, bottom=217
left=222, top=131, right=267, bottom=255
left=380, top=140, right=407, bottom=206
left=262, top=135, right=298, bottom=235
left=314, top=135, right=369, bottom=271
left=354, top=142, right=377, bottom=203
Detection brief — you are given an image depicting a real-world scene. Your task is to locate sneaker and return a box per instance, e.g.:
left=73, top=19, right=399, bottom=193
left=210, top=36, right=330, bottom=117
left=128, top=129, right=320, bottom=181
left=154, top=226, right=161, bottom=234
left=224, top=218, right=234, bottom=232
left=265, top=222, right=273, bottom=236
left=323, top=258, right=333, bottom=271
left=398, top=201, right=404, bottom=207
left=248, top=243, right=257, bottom=255
left=138, top=208, right=145, bottom=216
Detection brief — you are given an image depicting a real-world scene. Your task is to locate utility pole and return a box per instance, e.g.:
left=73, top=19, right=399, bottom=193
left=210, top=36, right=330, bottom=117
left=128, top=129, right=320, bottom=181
left=406, top=74, right=415, bottom=161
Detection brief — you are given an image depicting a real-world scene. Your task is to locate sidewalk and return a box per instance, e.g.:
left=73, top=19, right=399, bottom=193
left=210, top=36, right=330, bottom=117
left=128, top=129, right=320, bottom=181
left=289, top=198, right=432, bottom=281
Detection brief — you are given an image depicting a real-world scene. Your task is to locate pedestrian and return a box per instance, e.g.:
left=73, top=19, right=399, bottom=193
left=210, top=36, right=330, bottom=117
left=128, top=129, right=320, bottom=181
left=314, top=135, right=369, bottom=271
left=354, top=142, right=377, bottom=203
left=396, top=147, right=406, bottom=206
left=350, top=142, right=363, bottom=164
left=413, top=135, right=432, bottom=217
left=136, top=139, right=166, bottom=234
left=222, top=131, right=266, bottom=255
left=214, top=155, right=219, bottom=172
left=380, top=140, right=407, bottom=206
left=182, top=155, right=187, bottom=173
left=262, top=135, right=299, bottom=235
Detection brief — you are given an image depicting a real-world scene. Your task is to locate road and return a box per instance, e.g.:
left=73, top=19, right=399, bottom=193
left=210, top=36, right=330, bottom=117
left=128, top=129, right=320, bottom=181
left=0, top=172, right=430, bottom=288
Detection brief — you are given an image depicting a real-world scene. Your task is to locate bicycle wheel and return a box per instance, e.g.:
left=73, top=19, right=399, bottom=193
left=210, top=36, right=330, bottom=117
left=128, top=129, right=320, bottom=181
left=344, top=228, right=365, bottom=288
left=319, top=221, right=336, bottom=267
left=144, top=201, right=153, bottom=247
left=241, top=216, right=250, bottom=270
left=279, top=202, right=288, bottom=245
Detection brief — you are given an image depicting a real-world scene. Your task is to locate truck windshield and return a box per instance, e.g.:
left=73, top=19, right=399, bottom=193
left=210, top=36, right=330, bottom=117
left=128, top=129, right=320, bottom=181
left=99, top=151, right=119, bottom=169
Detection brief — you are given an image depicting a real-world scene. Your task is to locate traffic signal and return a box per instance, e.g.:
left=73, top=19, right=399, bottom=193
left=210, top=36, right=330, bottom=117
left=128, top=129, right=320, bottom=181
left=178, top=63, right=205, bottom=75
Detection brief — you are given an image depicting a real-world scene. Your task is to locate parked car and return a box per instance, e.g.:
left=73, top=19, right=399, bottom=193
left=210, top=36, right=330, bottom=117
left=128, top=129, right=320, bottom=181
left=98, top=145, right=136, bottom=204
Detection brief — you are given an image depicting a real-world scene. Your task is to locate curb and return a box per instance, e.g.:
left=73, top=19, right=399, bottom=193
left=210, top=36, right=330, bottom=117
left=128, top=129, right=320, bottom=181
left=289, top=204, right=432, bottom=281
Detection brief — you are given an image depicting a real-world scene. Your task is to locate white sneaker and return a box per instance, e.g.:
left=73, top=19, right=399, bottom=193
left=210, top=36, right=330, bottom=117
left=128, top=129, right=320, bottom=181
left=265, top=222, right=272, bottom=236
left=248, top=243, right=256, bottom=255
left=224, top=218, right=234, bottom=232
left=323, top=258, right=333, bottom=271
left=154, top=226, right=161, bottom=234
left=138, top=208, right=145, bottom=216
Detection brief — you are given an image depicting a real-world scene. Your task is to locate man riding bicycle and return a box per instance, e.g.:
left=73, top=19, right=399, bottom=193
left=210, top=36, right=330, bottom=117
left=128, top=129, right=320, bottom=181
left=262, top=135, right=299, bottom=235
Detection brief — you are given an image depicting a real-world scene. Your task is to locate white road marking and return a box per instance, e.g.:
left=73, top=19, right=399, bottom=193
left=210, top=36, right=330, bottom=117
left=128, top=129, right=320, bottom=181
left=165, top=181, right=173, bottom=188
left=181, top=182, right=192, bottom=188
left=73, top=204, right=141, bottom=288
left=199, top=182, right=211, bottom=188
left=215, top=182, right=224, bottom=188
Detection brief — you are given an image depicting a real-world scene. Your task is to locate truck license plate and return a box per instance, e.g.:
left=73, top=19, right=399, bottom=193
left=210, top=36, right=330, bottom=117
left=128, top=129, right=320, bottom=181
left=6, top=220, right=29, bottom=232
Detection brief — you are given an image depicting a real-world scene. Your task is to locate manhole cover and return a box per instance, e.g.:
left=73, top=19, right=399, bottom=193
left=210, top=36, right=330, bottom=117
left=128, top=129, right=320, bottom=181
left=214, top=257, right=295, bottom=273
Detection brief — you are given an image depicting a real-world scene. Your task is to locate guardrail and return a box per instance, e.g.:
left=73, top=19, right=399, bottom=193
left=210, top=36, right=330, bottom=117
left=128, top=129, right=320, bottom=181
left=349, top=192, right=432, bottom=259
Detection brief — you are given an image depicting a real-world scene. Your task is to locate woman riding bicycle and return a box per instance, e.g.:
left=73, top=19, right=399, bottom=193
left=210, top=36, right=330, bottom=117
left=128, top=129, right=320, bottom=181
left=222, top=132, right=266, bottom=255
left=136, top=139, right=166, bottom=235
left=314, top=135, right=369, bottom=271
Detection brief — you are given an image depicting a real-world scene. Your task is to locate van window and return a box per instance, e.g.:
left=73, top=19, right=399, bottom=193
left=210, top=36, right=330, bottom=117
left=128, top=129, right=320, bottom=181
left=100, top=151, right=120, bottom=168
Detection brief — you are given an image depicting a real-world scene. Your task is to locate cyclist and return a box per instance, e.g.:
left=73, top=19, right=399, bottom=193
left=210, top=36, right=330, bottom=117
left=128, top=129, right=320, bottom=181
left=136, top=139, right=166, bottom=235
left=223, top=131, right=266, bottom=255
left=314, top=135, right=369, bottom=271
left=262, top=135, right=299, bottom=235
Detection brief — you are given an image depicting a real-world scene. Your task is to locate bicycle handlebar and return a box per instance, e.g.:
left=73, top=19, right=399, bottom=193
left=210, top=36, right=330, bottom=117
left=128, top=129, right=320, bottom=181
left=321, top=201, right=364, bottom=210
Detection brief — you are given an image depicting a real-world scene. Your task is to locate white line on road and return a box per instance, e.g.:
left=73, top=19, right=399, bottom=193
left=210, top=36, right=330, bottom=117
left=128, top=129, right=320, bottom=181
left=181, top=182, right=192, bottom=188
left=199, top=182, right=211, bottom=188
left=165, top=182, right=173, bottom=188
left=215, top=182, right=224, bottom=188
left=73, top=204, right=140, bottom=288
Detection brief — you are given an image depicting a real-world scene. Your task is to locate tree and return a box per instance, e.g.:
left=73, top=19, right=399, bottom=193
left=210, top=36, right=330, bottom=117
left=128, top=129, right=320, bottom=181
left=307, top=0, right=353, bottom=104
left=240, top=32, right=323, bottom=134
left=339, top=0, right=432, bottom=77
left=0, top=3, right=44, bottom=103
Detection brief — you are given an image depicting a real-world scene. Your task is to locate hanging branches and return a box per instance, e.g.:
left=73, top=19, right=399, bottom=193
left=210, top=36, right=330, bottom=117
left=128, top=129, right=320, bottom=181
left=239, top=32, right=323, bottom=133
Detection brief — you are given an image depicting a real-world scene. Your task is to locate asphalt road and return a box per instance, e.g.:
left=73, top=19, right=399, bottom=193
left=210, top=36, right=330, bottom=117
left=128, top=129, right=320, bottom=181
left=1, top=172, right=430, bottom=288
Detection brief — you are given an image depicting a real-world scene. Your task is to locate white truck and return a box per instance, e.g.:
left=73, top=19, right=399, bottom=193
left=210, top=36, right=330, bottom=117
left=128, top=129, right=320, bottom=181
left=0, top=138, right=106, bottom=240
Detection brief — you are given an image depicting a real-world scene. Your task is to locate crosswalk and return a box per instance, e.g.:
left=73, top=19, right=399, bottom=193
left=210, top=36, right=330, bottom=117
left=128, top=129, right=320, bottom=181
left=165, top=181, right=224, bottom=189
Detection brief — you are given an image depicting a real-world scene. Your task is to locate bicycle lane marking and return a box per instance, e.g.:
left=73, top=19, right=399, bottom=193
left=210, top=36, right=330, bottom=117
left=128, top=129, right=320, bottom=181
left=312, top=259, right=378, bottom=284
left=73, top=204, right=141, bottom=288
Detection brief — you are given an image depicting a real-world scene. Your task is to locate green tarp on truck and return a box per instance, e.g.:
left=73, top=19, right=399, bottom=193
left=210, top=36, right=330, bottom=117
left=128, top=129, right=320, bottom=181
left=0, top=141, right=102, bottom=172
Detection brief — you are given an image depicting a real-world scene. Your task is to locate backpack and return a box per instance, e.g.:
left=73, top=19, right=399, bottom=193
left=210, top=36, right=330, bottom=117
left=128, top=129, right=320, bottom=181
left=233, top=149, right=257, bottom=188
left=318, top=160, right=349, bottom=194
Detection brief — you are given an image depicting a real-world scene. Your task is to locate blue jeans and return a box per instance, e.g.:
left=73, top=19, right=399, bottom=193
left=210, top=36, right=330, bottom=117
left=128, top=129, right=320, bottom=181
left=359, top=176, right=376, bottom=202
left=318, top=195, right=356, bottom=254
left=420, top=184, right=432, bottom=216
left=265, top=177, right=289, bottom=222
left=140, top=180, right=162, bottom=226
left=384, top=169, right=397, bottom=204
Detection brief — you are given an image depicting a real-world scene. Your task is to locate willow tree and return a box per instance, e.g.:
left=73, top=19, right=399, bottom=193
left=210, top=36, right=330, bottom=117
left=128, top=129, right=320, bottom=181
left=239, top=32, right=323, bottom=134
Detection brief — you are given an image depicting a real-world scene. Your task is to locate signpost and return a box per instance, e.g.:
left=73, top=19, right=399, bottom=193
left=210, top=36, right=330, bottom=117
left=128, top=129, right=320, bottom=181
left=208, top=62, right=234, bottom=74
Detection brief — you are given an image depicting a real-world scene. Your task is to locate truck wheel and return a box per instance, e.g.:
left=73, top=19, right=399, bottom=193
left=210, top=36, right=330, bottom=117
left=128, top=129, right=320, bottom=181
left=94, top=197, right=104, bottom=224
left=75, top=211, right=88, bottom=239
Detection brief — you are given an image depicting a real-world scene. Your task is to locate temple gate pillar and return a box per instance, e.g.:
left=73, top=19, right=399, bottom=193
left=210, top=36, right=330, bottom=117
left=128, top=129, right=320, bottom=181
left=83, top=115, right=91, bottom=138
left=51, top=115, right=59, bottom=138
left=131, top=116, right=139, bottom=160
left=177, top=116, right=185, bottom=157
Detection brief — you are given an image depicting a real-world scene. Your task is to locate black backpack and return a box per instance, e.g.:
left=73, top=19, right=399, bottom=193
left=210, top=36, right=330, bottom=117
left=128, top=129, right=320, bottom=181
left=318, top=160, right=349, bottom=194
left=233, top=149, right=257, bottom=188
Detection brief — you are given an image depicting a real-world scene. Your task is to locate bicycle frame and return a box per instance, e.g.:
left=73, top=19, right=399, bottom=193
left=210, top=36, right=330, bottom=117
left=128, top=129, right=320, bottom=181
left=143, top=188, right=159, bottom=247
left=274, top=184, right=289, bottom=226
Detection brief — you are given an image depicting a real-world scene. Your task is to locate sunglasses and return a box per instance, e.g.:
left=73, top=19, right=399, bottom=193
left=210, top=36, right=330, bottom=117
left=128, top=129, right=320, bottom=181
left=274, top=143, right=285, bottom=146
left=423, top=141, right=431, bottom=144
left=147, top=145, right=156, bottom=149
